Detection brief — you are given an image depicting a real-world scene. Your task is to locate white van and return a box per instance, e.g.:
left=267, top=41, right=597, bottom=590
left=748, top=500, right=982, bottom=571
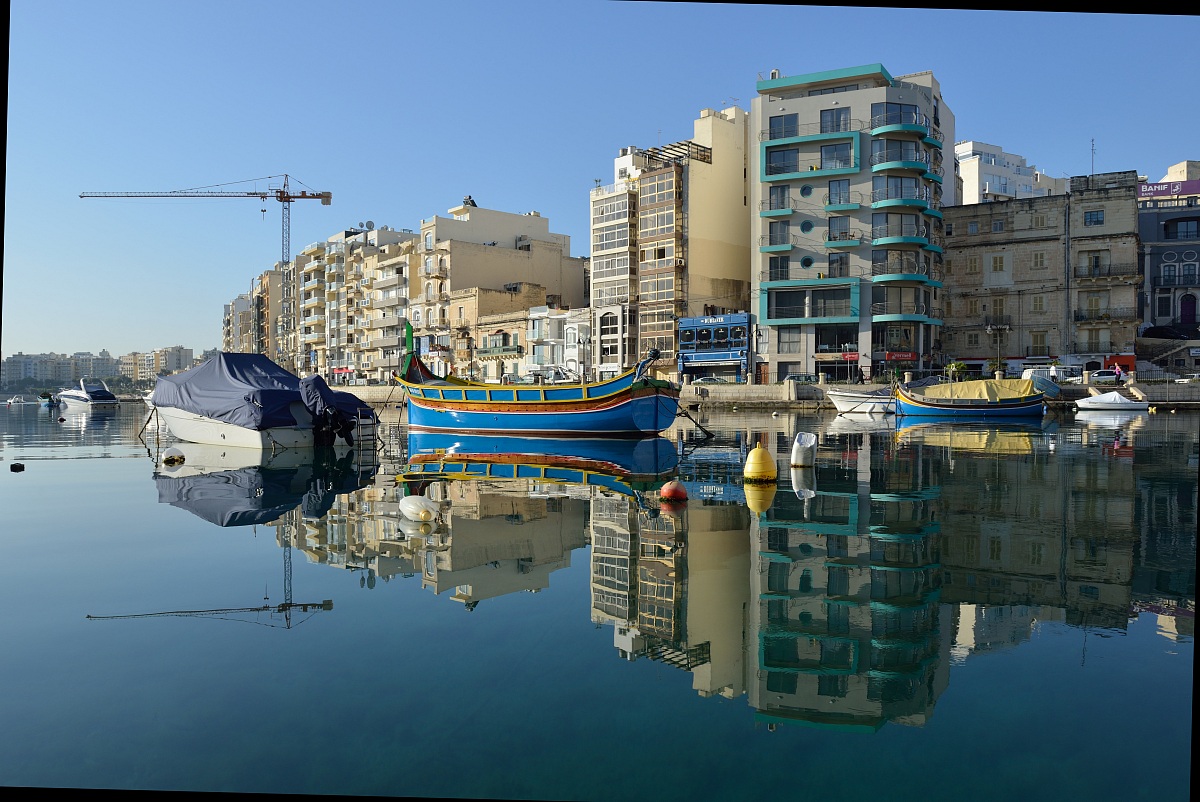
left=1021, top=365, right=1081, bottom=383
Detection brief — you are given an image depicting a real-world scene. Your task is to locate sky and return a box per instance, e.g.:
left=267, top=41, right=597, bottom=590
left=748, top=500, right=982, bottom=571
left=4, top=3, right=1197, bottom=358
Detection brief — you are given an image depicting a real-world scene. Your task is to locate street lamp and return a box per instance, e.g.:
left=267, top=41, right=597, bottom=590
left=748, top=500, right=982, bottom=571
left=985, top=324, right=1010, bottom=378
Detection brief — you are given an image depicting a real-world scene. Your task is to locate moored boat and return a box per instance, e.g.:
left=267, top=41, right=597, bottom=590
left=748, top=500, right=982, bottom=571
left=6, top=395, right=37, bottom=406
left=151, top=353, right=376, bottom=450
left=825, top=388, right=895, bottom=415
left=397, top=327, right=680, bottom=437
left=894, top=378, right=1045, bottom=418
left=56, top=380, right=120, bottom=408
left=1074, top=390, right=1149, bottom=412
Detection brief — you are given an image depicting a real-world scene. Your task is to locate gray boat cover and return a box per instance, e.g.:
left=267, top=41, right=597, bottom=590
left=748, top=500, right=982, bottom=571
left=153, top=353, right=375, bottom=431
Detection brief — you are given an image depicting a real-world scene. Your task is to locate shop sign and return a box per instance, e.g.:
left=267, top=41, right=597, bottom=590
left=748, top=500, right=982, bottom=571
left=886, top=351, right=917, bottom=361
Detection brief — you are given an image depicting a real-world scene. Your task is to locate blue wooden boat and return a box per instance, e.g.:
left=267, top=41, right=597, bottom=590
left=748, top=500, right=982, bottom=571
left=397, top=326, right=680, bottom=436
left=403, top=432, right=679, bottom=496
left=894, top=378, right=1046, bottom=418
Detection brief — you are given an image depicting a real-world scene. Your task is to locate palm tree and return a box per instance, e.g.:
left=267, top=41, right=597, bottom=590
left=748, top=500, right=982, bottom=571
left=945, top=361, right=967, bottom=382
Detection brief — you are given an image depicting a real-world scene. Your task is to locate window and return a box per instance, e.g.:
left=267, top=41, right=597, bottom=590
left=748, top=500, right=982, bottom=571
left=1084, top=210, right=1104, bottom=226
left=993, top=220, right=1005, bottom=232
left=1157, top=293, right=1172, bottom=316
left=1164, top=218, right=1199, bottom=240
left=1032, top=252, right=1046, bottom=269
left=1029, top=542, right=1044, bottom=567
left=820, top=142, right=852, bottom=170
left=967, top=299, right=980, bottom=316
left=778, top=327, right=803, bottom=353
left=1032, top=295, right=1045, bottom=312
left=828, top=253, right=849, bottom=277
left=991, top=255, right=1005, bottom=272
left=966, top=332, right=980, bottom=347
left=1031, top=331, right=1047, bottom=355
left=967, top=221, right=979, bottom=235
left=1032, top=213, right=1047, bottom=228
left=966, top=255, right=981, bottom=274
left=820, top=107, right=850, bottom=133
left=945, top=223, right=954, bottom=236
left=769, top=184, right=791, bottom=211
left=769, top=113, right=798, bottom=139
left=827, top=216, right=851, bottom=240
left=768, top=220, right=791, bottom=246
left=768, top=255, right=791, bottom=281
left=767, top=147, right=799, bottom=175
left=827, top=179, right=850, bottom=205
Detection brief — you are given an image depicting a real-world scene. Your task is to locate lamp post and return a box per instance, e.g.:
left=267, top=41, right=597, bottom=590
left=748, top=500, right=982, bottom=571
left=985, top=324, right=1010, bottom=378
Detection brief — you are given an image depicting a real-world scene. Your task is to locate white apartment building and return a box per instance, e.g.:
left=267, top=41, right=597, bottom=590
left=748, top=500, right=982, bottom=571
left=750, top=63, right=955, bottom=382
left=955, top=140, right=1067, bottom=204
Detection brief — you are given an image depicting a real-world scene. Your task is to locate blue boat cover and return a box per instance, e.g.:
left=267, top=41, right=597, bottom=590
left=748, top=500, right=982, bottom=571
left=153, top=353, right=375, bottom=431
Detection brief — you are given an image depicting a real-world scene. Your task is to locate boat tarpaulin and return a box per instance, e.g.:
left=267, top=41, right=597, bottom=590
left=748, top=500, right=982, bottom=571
left=153, top=353, right=373, bottom=432
left=915, top=378, right=1038, bottom=401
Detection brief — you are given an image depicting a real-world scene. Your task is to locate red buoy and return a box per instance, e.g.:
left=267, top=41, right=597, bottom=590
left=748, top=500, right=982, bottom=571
left=659, top=479, right=688, bottom=502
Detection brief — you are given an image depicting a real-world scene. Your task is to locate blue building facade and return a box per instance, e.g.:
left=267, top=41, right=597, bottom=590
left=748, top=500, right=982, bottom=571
left=676, top=313, right=751, bottom=382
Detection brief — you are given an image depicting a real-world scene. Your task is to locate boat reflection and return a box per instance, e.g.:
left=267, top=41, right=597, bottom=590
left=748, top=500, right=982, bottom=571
left=403, top=432, right=679, bottom=496
left=894, top=416, right=1057, bottom=455
left=154, top=443, right=378, bottom=526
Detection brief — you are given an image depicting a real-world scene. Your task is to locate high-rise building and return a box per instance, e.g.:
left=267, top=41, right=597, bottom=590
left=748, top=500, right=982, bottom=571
left=750, top=64, right=954, bottom=382
left=954, top=140, right=1067, bottom=204
left=590, top=108, right=751, bottom=380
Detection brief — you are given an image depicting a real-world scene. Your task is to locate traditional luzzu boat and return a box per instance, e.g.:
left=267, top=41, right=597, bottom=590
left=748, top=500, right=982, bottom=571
left=893, top=378, right=1047, bottom=418
left=397, top=326, right=680, bottom=436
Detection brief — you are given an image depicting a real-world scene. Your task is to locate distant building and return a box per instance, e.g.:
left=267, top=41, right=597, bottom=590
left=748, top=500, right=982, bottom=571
left=1138, top=160, right=1200, bottom=347
left=954, top=140, right=1067, bottom=204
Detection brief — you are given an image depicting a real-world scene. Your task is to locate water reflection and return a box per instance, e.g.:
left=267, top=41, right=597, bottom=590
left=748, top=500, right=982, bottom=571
left=145, top=411, right=1195, bottom=728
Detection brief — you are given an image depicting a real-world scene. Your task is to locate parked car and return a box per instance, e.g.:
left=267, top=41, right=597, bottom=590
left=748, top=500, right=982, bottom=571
left=1175, top=373, right=1200, bottom=384
left=693, top=376, right=730, bottom=384
left=781, top=373, right=820, bottom=384
left=1084, top=369, right=1123, bottom=384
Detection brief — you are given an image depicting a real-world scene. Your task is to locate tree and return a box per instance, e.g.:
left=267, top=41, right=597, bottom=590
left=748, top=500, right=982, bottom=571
left=945, top=361, right=967, bottom=382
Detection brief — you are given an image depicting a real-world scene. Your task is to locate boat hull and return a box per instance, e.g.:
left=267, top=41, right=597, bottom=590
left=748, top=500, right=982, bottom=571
left=894, top=388, right=1044, bottom=418
left=826, top=390, right=895, bottom=415
left=57, top=392, right=119, bottom=408
left=405, top=383, right=680, bottom=436
left=156, top=404, right=316, bottom=449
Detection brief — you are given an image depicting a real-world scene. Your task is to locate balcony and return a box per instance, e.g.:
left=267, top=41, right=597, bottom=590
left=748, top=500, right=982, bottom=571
left=476, top=345, right=523, bottom=358
left=759, top=119, right=865, bottom=141
left=870, top=151, right=928, bottom=172
left=373, top=274, right=403, bottom=290
left=871, top=258, right=932, bottom=278
left=824, top=229, right=865, bottom=248
left=1074, top=307, right=1138, bottom=323
left=370, top=315, right=407, bottom=330
left=759, top=198, right=802, bottom=214
left=870, top=187, right=930, bottom=209
left=419, top=264, right=447, bottom=278
left=759, top=234, right=803, bottom=251
left=870, top=301, right=930, bottom=318
left=870, top=111, right=930, bottom=135
left=373, top=335, right=403, bottom=349
left=871, top=223, right=928, bottom=246
left=1152, top=273, right=1200, bottom=287
left=1073, top=262, right=1140, bottom=281
left=824, top=191, right=866, bottom=209
left=982, top=315, right=1012, bottom=327
left=1068, top=342, right=1113, bottom=355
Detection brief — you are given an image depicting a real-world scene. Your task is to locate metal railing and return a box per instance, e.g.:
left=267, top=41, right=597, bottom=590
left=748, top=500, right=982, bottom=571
left=759, top=119, right=865, bottom=141
left=823, top=191, right=867, bottom=206
left=759, top=234, right=803, bottom=247
left=870, top=111, right=929, bottom=129
left=870, top=187, right=929, bottom=203
left=871, top=223, right=927, bottom=240
left=870, top=301, right=928, bottom=316
left=1073, top=263, right=1140, bottom=279
left=1074, top=307, right=1138, bottom=322
left=870, top=151, right=928, bottom=167
left=1152, top=274, right=1200, bottom=287
left=825, top=229, right=864, bottom=242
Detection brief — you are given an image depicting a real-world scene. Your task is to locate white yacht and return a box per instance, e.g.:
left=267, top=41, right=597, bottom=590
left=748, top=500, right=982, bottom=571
left=57, top=379, right=120, bottom=407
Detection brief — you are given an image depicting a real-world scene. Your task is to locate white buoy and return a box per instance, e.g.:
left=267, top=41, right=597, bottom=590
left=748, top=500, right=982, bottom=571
left=791, top=432, right=817, bottom=467
left=790, top=466, right=816, bottom=499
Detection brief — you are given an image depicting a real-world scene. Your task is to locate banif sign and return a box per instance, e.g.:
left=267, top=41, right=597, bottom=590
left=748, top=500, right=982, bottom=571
left=1138, top=180, right=1200, bottom=198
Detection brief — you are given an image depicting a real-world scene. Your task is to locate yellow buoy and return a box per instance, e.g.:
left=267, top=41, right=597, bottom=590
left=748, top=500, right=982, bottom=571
left=743, top=444, right=777, bottom=483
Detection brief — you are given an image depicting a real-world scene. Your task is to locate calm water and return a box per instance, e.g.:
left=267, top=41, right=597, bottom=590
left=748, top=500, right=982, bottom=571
left=0, top=402, right=1194, bottom=801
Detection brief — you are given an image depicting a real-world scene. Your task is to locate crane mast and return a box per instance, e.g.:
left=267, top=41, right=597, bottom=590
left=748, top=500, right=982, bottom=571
left=80, top=174, right=332, bottom=372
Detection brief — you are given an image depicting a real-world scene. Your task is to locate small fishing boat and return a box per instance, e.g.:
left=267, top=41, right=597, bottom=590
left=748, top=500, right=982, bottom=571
left=824, top=388, right=895, bottom=415
left=151, top=353, right=376, bottom=450
left=56, top=380, right=120, bottom=408
left=38, top=392, right=60, bottom=408
left=894, top=378, right=1046, bottom=418
left=397, top=326, right=679, bottom=436
left=1074, top=391, right=1149, bottom=412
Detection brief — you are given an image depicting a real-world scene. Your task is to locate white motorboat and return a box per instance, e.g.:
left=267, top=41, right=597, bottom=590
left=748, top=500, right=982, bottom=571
left=57, top=379, right=120, bottom=407
left=1074, top=391, right=1149, bottom=412
left=150, top=352, right=376, bottom=450
left=825, top=388, right=895, bottom=415
left=6, top=395, right=37, bottom=406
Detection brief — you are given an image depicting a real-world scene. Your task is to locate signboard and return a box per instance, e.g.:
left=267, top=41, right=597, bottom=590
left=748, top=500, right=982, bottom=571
left=886, top=351, right=917, bottom=361
left=1138, top=180, right=1200, bottom=198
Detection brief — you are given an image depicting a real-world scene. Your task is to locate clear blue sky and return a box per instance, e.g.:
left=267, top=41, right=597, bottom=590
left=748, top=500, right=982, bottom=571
left=5, top=3, right=1196, bottom=358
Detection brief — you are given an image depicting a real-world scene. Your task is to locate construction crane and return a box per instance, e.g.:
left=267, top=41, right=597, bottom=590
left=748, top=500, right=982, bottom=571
left=80, top=174, right=332, bottom=369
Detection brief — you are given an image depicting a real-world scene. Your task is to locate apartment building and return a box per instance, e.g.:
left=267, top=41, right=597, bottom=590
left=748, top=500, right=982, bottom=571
left=750, top=64, right=954, bottom=382
left=589, top=108, right=751, bottom=381
left=1138, top=161, right=1200, bottom=349
left=941, top=170, right=1141, bottom=374
left=954, top=140, right=1067, bottom=204
left=222, top=293, right=255, bottom=353
left=447, top=282, right=548, bottom=381
left=250, top=270, right=284, bottom=364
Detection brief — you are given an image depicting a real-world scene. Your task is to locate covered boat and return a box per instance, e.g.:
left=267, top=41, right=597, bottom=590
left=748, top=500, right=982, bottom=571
left=894, top=378, right=1045, bottom=418
left=151, top=353, right=376, bottom=449
left=1074, top=391, right=1149, bottom=412
left=397, top=327, right=679, bottom=437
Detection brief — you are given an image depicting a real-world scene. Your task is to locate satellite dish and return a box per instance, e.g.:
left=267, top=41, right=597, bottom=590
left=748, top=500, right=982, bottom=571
left=365, top=220, right=374, bottom=229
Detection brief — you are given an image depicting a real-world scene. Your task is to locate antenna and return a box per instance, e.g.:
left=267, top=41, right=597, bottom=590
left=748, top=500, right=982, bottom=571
left=366, top=220, right=374, bottom=230
left=1091, top=138, right=1095, bottom=176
